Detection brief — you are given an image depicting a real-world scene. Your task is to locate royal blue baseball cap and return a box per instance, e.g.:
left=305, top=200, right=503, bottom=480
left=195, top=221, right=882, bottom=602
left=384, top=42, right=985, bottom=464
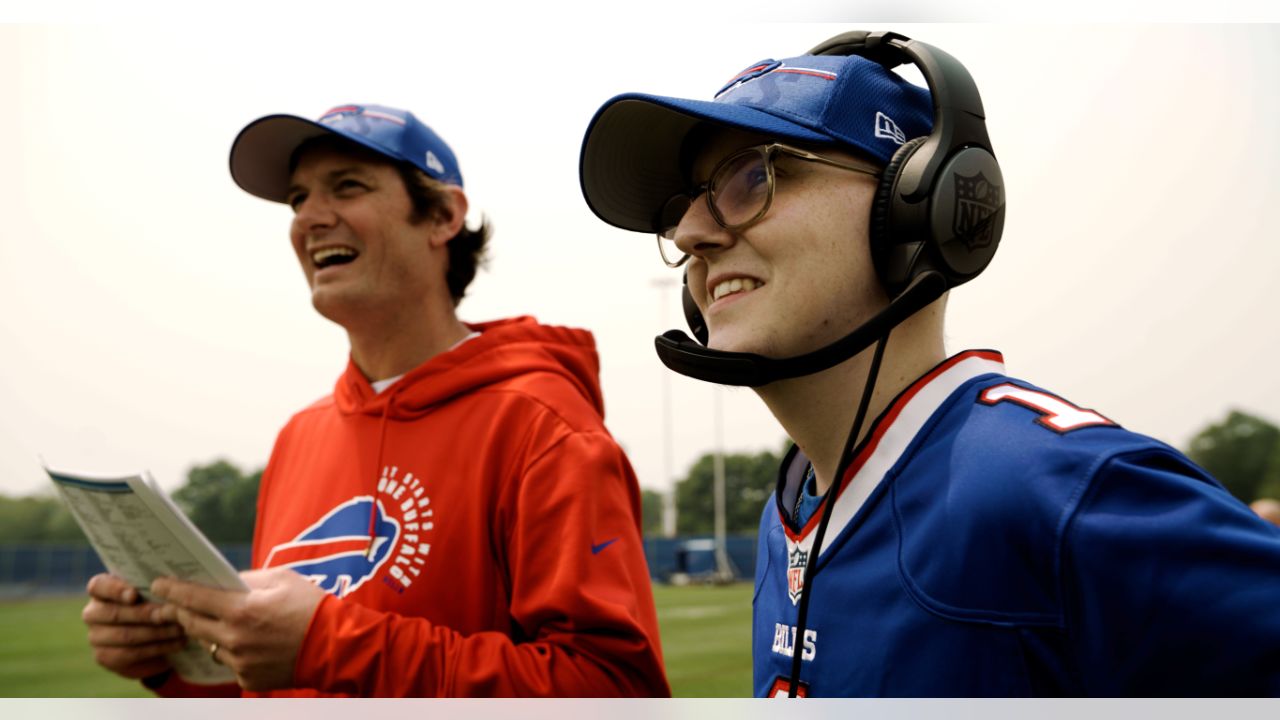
left=230, top=103, right=463, bottom=203
left=580, top=52, right=933, bottom=233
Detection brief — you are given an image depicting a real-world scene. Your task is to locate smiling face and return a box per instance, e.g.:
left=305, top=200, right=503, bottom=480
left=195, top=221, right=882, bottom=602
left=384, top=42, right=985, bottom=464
left=672, top=129, right=888, bottom=357
left=285, top=141, right=455, bottom=331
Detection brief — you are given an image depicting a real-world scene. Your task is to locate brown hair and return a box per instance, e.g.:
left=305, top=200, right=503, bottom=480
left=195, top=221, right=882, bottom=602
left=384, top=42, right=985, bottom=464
left=394, top=164, right=490, bottom=306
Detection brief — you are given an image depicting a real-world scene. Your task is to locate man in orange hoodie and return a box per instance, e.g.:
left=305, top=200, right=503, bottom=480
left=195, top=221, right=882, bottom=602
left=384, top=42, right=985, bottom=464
left=79, top=104, right=670, bottom=697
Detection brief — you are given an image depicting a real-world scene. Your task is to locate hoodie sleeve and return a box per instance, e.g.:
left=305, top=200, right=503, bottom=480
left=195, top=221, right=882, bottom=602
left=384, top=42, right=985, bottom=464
left=291, top=429, right=670, bottom=697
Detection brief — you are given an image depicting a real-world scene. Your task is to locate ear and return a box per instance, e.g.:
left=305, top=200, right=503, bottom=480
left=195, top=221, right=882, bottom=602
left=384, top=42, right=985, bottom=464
left=427, top=186, right=470, bottom=249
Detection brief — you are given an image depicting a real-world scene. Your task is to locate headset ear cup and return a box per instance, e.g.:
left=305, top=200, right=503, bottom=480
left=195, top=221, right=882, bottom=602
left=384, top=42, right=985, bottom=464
left=682, top=270, right=708, bottom=345
left=869, top=136, right=927, bottom=297
left=927, top=146, right=1005, bottom=287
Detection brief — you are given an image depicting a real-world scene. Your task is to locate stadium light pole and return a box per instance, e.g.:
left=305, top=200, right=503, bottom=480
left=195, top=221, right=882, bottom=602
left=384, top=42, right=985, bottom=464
left=712, top=385, right=733, bottom=581
left=650, top=277, right=678, bottom=538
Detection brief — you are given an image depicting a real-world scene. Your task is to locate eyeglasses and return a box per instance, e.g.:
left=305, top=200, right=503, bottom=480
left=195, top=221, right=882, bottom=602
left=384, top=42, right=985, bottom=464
left=656, top=142, right=881, bottom=268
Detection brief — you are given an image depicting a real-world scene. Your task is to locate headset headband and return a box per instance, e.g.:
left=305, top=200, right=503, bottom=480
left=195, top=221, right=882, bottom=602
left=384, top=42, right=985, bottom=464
left=812, top=31, right=992, bottom=201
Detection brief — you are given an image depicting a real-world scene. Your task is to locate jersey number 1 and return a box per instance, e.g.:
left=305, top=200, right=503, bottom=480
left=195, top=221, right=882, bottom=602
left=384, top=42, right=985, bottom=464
left=978, top=383, right=1114, bottom=433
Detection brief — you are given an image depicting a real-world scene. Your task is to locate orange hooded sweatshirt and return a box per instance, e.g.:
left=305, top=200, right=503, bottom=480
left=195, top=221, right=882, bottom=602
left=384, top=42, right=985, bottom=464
left=155, top=316, right=669, bottom=697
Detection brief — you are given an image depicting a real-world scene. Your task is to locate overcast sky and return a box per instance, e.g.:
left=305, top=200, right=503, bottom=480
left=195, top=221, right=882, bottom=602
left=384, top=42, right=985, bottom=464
left=2, top=17, right=1278, bottom=501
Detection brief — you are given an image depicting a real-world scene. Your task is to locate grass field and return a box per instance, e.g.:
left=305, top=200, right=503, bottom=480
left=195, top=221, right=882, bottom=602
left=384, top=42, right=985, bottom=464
left=0, top=593, right=150, bottom=697
left=0, top=582, right=753, bottom=698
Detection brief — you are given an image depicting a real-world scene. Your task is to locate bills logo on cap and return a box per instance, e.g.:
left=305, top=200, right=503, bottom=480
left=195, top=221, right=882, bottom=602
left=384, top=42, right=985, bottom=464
left=715, top=60, right=783, bottom=98
left=320, top=105, right=362, bottom=123
left=714, top=60, right=838, bottom=100
left=319, top=104, right=407, bottom=126
left=265, top=464, right=437, bottom=598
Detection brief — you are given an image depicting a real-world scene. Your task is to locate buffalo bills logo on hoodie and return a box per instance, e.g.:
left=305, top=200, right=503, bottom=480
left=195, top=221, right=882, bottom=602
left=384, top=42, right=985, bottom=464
left=264, top=497, right=399, bottom=597
left=263, top=466, right=436, bottom=598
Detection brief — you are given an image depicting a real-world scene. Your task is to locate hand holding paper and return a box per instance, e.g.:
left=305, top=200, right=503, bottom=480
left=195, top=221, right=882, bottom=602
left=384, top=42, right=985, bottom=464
left=82, top=573, right=188, bottom=680
left=151, top=568, right=326, bottom=691
left=46, top=467, right=250, bottom=685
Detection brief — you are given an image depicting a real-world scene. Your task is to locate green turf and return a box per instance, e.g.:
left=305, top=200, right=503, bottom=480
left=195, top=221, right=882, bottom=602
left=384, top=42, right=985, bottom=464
left=0, top=583, right=754, bottom=698
left=653, top=582, right=754, bottom=697
left=0, top=594, right=150, bottom=697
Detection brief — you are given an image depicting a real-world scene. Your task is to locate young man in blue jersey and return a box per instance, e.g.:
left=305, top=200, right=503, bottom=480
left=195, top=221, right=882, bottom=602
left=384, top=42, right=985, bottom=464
left=578, top=30, right=1280, bottom=696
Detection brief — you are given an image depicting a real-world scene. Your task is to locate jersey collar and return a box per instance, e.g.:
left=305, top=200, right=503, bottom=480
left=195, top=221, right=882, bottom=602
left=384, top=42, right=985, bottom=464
left=781, top=350, right=1006, bottom=553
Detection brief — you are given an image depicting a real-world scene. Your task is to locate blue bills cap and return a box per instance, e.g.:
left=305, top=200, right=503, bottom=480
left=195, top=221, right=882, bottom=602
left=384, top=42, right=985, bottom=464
left=580, top=52, right=933, bottom=233
left=230, top=103, right=463, bottom=202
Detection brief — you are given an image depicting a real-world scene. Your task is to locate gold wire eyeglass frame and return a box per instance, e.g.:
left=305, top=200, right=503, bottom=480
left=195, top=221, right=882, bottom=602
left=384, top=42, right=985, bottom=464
left=656, top=142, right=882, bottom=268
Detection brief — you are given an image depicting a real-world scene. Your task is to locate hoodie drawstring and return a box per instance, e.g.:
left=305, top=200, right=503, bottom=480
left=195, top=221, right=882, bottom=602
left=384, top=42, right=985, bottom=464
left=367, top=391, right=393, bottom=559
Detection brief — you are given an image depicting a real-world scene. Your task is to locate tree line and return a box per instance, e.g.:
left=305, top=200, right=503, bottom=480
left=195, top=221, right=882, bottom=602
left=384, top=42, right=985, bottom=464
left=634, top=409, right=1280, bottom=533
left=1, top=459, right=261, bottom=544
left=5, top=409, right=1280, bottom=543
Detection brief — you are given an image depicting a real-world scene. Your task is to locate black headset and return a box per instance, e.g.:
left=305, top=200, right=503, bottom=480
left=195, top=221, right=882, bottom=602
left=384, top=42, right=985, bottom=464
left=656, top=30, right=1005, bottom=387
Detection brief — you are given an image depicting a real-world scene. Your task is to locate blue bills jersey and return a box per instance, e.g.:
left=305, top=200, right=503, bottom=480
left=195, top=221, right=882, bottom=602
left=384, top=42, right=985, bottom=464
left=753, top=351, right=1280, bottom=697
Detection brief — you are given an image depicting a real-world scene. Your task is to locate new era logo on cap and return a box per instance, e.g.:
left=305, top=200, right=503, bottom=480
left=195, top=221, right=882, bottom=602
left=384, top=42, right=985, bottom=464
left=425, top=151, right=444, bottom=175
left=874, top=112, right=906, bottom=145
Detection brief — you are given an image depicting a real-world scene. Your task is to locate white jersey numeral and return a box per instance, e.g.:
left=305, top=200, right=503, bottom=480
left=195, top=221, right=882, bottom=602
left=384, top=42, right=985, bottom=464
left=979, top=383, right=1114, bottom=433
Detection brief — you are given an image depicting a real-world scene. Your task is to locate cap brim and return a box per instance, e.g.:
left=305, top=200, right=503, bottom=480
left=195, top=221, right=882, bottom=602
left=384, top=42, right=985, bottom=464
left=229, top=114, right=341, bottom=203
left=579, top=93, right=832, bottom=233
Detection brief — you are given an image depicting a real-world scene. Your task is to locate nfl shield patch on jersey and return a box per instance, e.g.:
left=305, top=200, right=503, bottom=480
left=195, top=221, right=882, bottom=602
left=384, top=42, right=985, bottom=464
left=787, top=544, right=808, bottom=605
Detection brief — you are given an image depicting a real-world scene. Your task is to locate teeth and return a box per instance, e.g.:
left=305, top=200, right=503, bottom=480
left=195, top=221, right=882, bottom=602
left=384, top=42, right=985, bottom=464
left=712, top=277, right=761, bottom=301
left=311, top=247, right=357, bottom=266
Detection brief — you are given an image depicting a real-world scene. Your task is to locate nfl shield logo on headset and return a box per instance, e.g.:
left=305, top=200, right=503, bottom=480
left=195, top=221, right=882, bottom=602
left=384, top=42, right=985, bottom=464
left=953, top=171, right=1002, bottom=250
